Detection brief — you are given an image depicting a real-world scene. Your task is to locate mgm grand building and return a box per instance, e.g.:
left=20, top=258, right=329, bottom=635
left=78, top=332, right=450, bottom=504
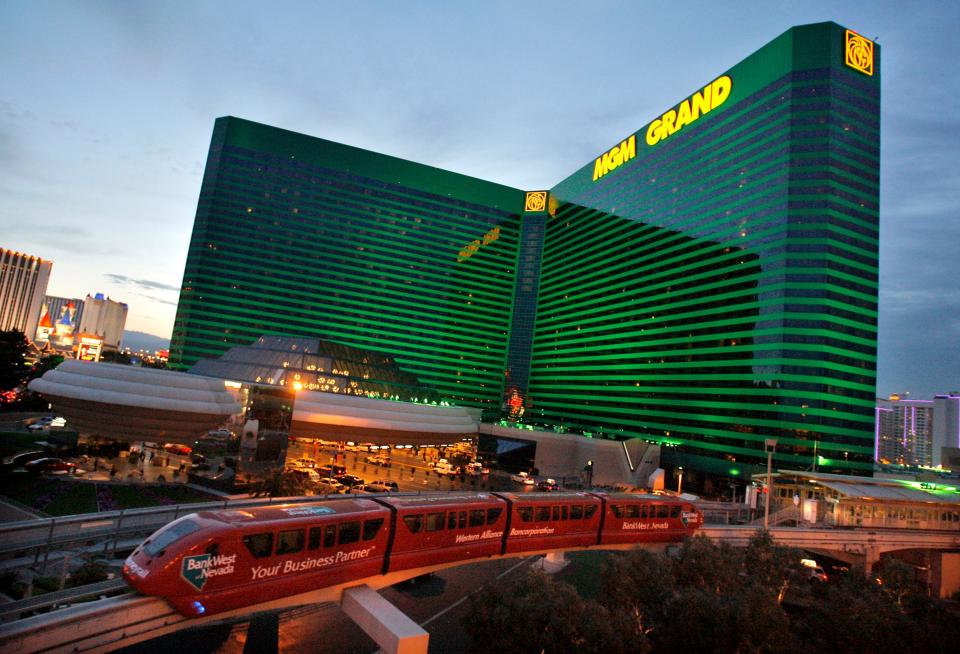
left=35, top=23, right=881, bottom=489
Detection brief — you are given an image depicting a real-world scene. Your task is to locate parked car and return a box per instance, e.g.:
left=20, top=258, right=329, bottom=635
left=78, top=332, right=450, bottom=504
left=335, top=474, right=364, bottom=488
left=537, top=478, right=559, bottom=491
left=24, top=458, right=76, bottom=474
left=366, top=480, right=398, bottom=493
left=510, top=471, right=536, bottom=485
left=349, top=483, right=389, bottom=494
left=465, top=462, right=489, bottom=476
left=318, top=464, right=347, bottom=478
left=286, top=467, right=320, bottom=482
left=364, top=454, right=392, bottom=467
left=3, top=450, right=46, bottom=469
left=316, top=478, right=347, bottom=494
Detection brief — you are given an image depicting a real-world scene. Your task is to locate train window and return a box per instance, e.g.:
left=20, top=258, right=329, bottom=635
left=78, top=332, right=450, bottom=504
left=404, top=515, right=423, bottom=534
left=535, top=506, right=551, bottom=521
left=561, top=506, right=568, bottom=521
left=277, top=529, right=304, bottom=555
left=448, top=512, right=457, bottom=529
left=242, top=532, right=274, bottom=559
left=426, top=512, right=445, bottom=532
left=518, top=507, right=533, bottom=522
left=339, top=521, right=361, bottom=545
left=308, top=527, right=323, bottom=550
left=610, top=505, right=623, bottom=518
left=144, top=519, right=201, bottom=557
left=624, top=505, right=639, bottom=519
left=324, top=524, right=336, bottom=548
left=670, top=506, right=681, bottom=518
left=469, top=509, right=485, bottom=527
left=585, top=505, right=597, bottom=519
left=459, top=511, right=467, bottom=528
left=552, top=507, right=561, bottom=521
left=656, top=506, right=669, bottom=519
left=363, top=518, right=384, bottom=541
left=486, top=508, right=502, bottom=524
left=570, top=505, right=583, bottom=520
left=641, top=505, right=649, bottom=519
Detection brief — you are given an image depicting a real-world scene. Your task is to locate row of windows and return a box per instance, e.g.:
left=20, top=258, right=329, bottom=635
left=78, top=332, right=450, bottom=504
left=403, top=507, right=502, bottom=534
left=610, top=504, right=682, bottom=519
left=242, top=518, right=384, bottom=558
left=516, top=503, right=598, bottom=522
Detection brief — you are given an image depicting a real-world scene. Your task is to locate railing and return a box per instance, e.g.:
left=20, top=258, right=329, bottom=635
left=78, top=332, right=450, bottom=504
left=0, top=579, right=129, bottom=623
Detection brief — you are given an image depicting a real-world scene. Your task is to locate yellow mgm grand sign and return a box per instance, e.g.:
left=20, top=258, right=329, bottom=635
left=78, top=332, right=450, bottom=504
left=592, top=75, right=732, bottom=182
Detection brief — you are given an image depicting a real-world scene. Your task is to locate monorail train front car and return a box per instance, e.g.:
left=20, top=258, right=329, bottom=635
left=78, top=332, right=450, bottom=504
left=122, top=500, right=390, bottom=617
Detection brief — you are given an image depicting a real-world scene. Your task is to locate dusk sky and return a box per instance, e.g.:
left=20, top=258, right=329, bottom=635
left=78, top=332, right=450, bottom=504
left=1, top=1, right=957, bottom=399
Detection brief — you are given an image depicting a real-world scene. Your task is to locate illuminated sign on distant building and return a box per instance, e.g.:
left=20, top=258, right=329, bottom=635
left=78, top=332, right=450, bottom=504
left=77, top=335, right=103, bottom=362
left=845, top=30, right=874, bottom=76
left=645, top=76, right=732, bottom=147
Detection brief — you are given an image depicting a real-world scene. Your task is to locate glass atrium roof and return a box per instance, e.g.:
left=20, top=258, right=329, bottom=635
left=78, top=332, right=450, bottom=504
left=189, top=335, right=440, bottom=402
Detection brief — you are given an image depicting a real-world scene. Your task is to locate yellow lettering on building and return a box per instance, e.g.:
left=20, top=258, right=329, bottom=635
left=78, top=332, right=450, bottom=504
left=592, top=134, right=637, bottom=181
left=645, top=75, right=732, bottom=147
left=458, top=225, right=501, bottom=262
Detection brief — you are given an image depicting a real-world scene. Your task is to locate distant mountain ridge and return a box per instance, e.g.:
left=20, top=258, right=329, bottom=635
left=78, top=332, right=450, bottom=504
left=123, top=331, right=170, bottom=353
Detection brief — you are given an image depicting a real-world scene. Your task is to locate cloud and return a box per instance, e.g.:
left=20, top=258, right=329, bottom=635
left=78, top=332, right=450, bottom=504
left=104, top=273, right=180, bottom=293
left=136, top=293, right=178, bottom=307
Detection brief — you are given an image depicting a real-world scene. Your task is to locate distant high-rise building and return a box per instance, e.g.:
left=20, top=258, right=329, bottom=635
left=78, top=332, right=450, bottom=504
left=876, top=394, right=934, bottom=466
left=932, top=393, right=960, bottom=467
left=78, top=293, right=128, bottom=351
left=0, top=248, right=52, bottom=339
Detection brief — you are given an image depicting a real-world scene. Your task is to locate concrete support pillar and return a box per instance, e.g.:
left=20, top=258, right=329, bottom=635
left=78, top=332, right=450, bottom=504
left=341, top=584, right=429, bottom=654
left=863, top=545, right=881, bottom=579
left=536, top=551, right=569, bottom=574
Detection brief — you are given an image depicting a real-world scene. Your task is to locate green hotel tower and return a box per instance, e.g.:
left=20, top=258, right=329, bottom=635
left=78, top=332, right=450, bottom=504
left=171, top=22, right=880, bottom=478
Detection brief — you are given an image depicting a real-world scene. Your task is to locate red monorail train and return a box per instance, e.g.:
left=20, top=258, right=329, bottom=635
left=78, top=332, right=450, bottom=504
left=122, top=492, right=701, bottom=617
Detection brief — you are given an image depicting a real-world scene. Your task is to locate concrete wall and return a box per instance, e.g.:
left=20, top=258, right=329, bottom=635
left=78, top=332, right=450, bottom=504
left=478, top=423, right=661, bottom=487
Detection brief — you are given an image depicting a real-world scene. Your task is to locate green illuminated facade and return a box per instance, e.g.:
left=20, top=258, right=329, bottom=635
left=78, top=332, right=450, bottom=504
left=172, top=22, right=880, bottom=477
left=169, top=117, right=524, bottom=407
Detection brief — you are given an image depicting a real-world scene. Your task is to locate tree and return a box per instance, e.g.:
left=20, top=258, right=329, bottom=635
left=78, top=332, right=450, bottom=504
left=465, top=569, right=646, bottom=654
left=0, top=330, right=30, bottom=391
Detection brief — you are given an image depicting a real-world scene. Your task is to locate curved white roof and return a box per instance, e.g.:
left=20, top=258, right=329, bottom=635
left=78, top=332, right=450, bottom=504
left=29, top=360, right=239, bottom=416
left=28, top=360, right=240, bottom=442
left=293, top=390, right=476, bottom=434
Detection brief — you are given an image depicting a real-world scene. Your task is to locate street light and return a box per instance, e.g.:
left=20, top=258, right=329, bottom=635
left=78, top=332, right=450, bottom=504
left=764, top=438, right=777, bottom=529
left=677, top=466, right=684, bottom=496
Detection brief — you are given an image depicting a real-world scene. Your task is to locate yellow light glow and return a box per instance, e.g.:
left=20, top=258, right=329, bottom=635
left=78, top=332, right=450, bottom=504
left=292, top=381, right=303, bottom=391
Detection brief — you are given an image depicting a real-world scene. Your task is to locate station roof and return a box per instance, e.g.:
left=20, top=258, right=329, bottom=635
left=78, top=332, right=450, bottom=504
left=757, top=470, right=960, bottom=506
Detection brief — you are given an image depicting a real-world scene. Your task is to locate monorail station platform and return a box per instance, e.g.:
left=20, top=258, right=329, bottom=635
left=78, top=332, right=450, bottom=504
left=759, top=470, right=960, bottom=531
left=757, top=470, right=960, bottom=597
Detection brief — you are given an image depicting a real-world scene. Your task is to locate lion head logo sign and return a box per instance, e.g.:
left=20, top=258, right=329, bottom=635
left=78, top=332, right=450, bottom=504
left=845, top=30, right=873, bottom=76
left=524, top=191, right=547, bottom=213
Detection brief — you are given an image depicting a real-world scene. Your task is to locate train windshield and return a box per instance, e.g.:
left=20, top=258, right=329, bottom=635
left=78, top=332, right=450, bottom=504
left=144, top=519, right=202, bottom=557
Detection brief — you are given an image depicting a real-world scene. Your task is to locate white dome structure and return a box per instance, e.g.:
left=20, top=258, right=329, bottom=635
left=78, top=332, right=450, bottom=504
left=289, top=391, right=476, bottom=445
left=28, top=359, right=241, bottom=443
